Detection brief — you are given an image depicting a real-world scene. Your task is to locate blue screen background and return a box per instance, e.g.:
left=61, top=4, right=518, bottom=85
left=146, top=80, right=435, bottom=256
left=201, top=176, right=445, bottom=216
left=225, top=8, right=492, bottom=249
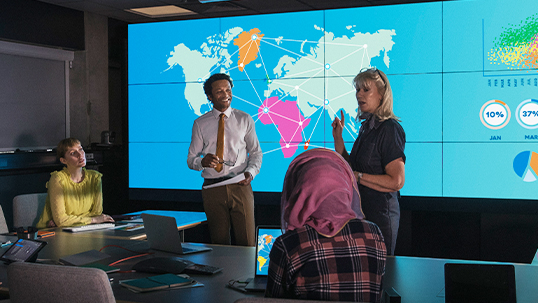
left=128, top=0, right=538, bottom=200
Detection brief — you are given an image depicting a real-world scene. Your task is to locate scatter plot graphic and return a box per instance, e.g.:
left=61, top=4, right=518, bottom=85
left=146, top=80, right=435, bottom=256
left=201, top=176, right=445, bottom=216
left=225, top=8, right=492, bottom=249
left=488, top=13, right=538, bottom=71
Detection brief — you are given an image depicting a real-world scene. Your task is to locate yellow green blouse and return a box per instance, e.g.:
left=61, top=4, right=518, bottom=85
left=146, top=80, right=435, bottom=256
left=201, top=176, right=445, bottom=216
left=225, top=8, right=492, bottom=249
left=36, top=167, right=103, bottom=228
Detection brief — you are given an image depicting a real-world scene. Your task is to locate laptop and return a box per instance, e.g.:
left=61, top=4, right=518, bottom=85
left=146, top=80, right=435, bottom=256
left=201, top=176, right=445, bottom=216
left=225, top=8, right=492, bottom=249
left=141, top=213, right=212, bottom=255
left=444, top=263, right=516, bottom=303
left=244, top=226, right=283, bottom=292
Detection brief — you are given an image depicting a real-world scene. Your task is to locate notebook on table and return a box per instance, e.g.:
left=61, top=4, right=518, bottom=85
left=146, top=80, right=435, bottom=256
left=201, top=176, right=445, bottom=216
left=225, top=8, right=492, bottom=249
left=142, top=213, right=212, bottom=255
left=244, top=226, right=283, bottom=292
left=59, top=249, right=110, bottom=266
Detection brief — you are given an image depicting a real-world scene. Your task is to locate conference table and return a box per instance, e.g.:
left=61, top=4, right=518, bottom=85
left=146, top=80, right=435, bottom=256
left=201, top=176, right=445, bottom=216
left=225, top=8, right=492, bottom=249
left=0, top=231, right=262, bottom=303
left=2, top=223, right=538, bottom=302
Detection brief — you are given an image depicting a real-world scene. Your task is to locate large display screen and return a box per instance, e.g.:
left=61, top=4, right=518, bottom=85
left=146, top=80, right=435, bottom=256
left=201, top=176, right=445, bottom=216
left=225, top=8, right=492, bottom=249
left=128, top=0, right=538, bottom=200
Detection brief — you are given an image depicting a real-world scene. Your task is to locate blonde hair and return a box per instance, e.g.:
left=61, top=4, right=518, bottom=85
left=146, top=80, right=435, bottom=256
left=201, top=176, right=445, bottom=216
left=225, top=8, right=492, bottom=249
left=56, top=138, right=81, bottom=159
left=353, top=68, right=400, bottom=122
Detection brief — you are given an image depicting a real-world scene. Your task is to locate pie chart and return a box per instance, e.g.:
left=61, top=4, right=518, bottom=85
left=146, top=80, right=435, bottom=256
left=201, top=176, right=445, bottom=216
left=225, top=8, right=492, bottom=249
left=513, top=151, right=538, bottom=182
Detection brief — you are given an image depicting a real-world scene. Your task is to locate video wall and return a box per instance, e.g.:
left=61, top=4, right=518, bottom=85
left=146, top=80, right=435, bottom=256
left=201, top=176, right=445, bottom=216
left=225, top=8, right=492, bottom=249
left=129, top=0, right=538, bottom=200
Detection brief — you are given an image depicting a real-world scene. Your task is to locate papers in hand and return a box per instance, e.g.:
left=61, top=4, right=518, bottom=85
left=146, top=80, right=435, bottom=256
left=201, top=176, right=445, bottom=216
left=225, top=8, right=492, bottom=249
left=202, top=174, right=246, bottom=189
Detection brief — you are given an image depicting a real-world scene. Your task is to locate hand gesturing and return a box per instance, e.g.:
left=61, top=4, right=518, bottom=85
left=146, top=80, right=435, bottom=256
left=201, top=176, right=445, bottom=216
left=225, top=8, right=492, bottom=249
left=332, top=110, right=345, bottom=154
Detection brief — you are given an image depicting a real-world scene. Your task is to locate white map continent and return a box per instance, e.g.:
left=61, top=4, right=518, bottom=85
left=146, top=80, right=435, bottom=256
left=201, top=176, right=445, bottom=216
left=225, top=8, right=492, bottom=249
left=267, top=27, right=395, bottom=135
left=165, top=27, right=243, bottom=116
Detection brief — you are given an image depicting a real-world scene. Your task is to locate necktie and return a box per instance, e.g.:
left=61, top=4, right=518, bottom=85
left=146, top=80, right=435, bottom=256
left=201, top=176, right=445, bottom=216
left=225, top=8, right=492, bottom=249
left=215, top=113, right=225, bottom=172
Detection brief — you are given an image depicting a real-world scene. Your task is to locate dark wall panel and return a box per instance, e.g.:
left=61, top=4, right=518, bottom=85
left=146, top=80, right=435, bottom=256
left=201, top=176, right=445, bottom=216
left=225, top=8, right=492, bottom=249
left=410, top=211, right=481, bottom=260
left=0, top=53, right=66, bottom=151
left=481, top=214, right=538, bottom=263
left=0, top=0, right=84, bottom=50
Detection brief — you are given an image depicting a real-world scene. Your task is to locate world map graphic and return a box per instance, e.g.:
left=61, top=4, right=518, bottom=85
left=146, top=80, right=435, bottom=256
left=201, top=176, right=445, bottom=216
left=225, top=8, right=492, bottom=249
left=256, top=232, right=279, bottom=275
left=164, top=26, right=395, bottom=158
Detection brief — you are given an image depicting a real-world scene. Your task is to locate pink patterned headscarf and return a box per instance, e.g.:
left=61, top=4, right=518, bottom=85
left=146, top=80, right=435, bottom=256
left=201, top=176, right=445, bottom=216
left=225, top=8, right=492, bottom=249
left=281, top=148, right=364, bottom=237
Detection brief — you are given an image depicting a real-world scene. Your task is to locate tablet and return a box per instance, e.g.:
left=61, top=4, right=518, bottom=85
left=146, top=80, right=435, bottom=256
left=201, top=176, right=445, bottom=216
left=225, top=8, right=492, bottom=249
left=0, top=239, right=47, bottom=264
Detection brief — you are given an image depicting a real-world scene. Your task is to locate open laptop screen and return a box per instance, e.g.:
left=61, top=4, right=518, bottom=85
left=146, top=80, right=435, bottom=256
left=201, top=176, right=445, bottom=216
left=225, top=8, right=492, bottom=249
left=255, top=227, right=283, bottom=276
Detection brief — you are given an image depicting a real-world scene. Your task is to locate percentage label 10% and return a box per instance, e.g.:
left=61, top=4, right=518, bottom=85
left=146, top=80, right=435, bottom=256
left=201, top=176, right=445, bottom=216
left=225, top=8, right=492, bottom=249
left=485, top=111, right=505, bottom=118
left=480, top=100, right=510, bottom=129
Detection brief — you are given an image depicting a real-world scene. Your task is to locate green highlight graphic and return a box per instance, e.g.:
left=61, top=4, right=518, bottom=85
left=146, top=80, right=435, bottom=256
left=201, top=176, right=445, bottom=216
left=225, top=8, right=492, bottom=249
left=488, top=13, right=538, bottom=71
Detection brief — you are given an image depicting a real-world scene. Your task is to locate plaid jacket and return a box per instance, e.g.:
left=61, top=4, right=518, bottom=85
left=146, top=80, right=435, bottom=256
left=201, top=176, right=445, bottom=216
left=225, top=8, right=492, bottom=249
left=265, top=219, right=386, bottom=302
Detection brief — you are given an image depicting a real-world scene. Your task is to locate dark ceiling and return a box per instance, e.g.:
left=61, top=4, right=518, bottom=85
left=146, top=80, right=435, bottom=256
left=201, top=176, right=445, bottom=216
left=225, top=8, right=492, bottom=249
left=36, top=0, right=441, bottom=23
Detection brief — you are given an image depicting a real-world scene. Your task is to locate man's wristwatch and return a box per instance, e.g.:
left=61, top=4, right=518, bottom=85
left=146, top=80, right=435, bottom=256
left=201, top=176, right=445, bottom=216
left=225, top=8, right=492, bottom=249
left=357, top=172, right=363, bottom=183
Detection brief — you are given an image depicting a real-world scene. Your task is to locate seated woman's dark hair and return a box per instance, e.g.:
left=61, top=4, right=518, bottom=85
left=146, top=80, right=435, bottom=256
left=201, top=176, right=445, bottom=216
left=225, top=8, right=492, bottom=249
left=56, top=138, right=81, bottom=159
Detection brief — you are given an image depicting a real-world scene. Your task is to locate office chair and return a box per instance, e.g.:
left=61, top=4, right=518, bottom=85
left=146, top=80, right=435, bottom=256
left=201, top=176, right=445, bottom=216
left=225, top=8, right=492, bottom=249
left=7, top=262, right=116, bottom=303
left=0, top=205, right=9, bottom=234
left=12, top=193, right=47, bottom=228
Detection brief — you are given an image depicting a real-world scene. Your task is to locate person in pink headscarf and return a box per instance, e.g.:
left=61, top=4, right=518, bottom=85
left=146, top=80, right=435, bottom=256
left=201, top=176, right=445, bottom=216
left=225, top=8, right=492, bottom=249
left=265, top=148, right=387, bottom=302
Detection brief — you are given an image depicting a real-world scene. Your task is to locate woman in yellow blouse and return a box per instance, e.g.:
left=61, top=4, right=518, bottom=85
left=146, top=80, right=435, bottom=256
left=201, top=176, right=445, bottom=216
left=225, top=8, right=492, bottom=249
left=36, top=138, right=115, bottom=228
